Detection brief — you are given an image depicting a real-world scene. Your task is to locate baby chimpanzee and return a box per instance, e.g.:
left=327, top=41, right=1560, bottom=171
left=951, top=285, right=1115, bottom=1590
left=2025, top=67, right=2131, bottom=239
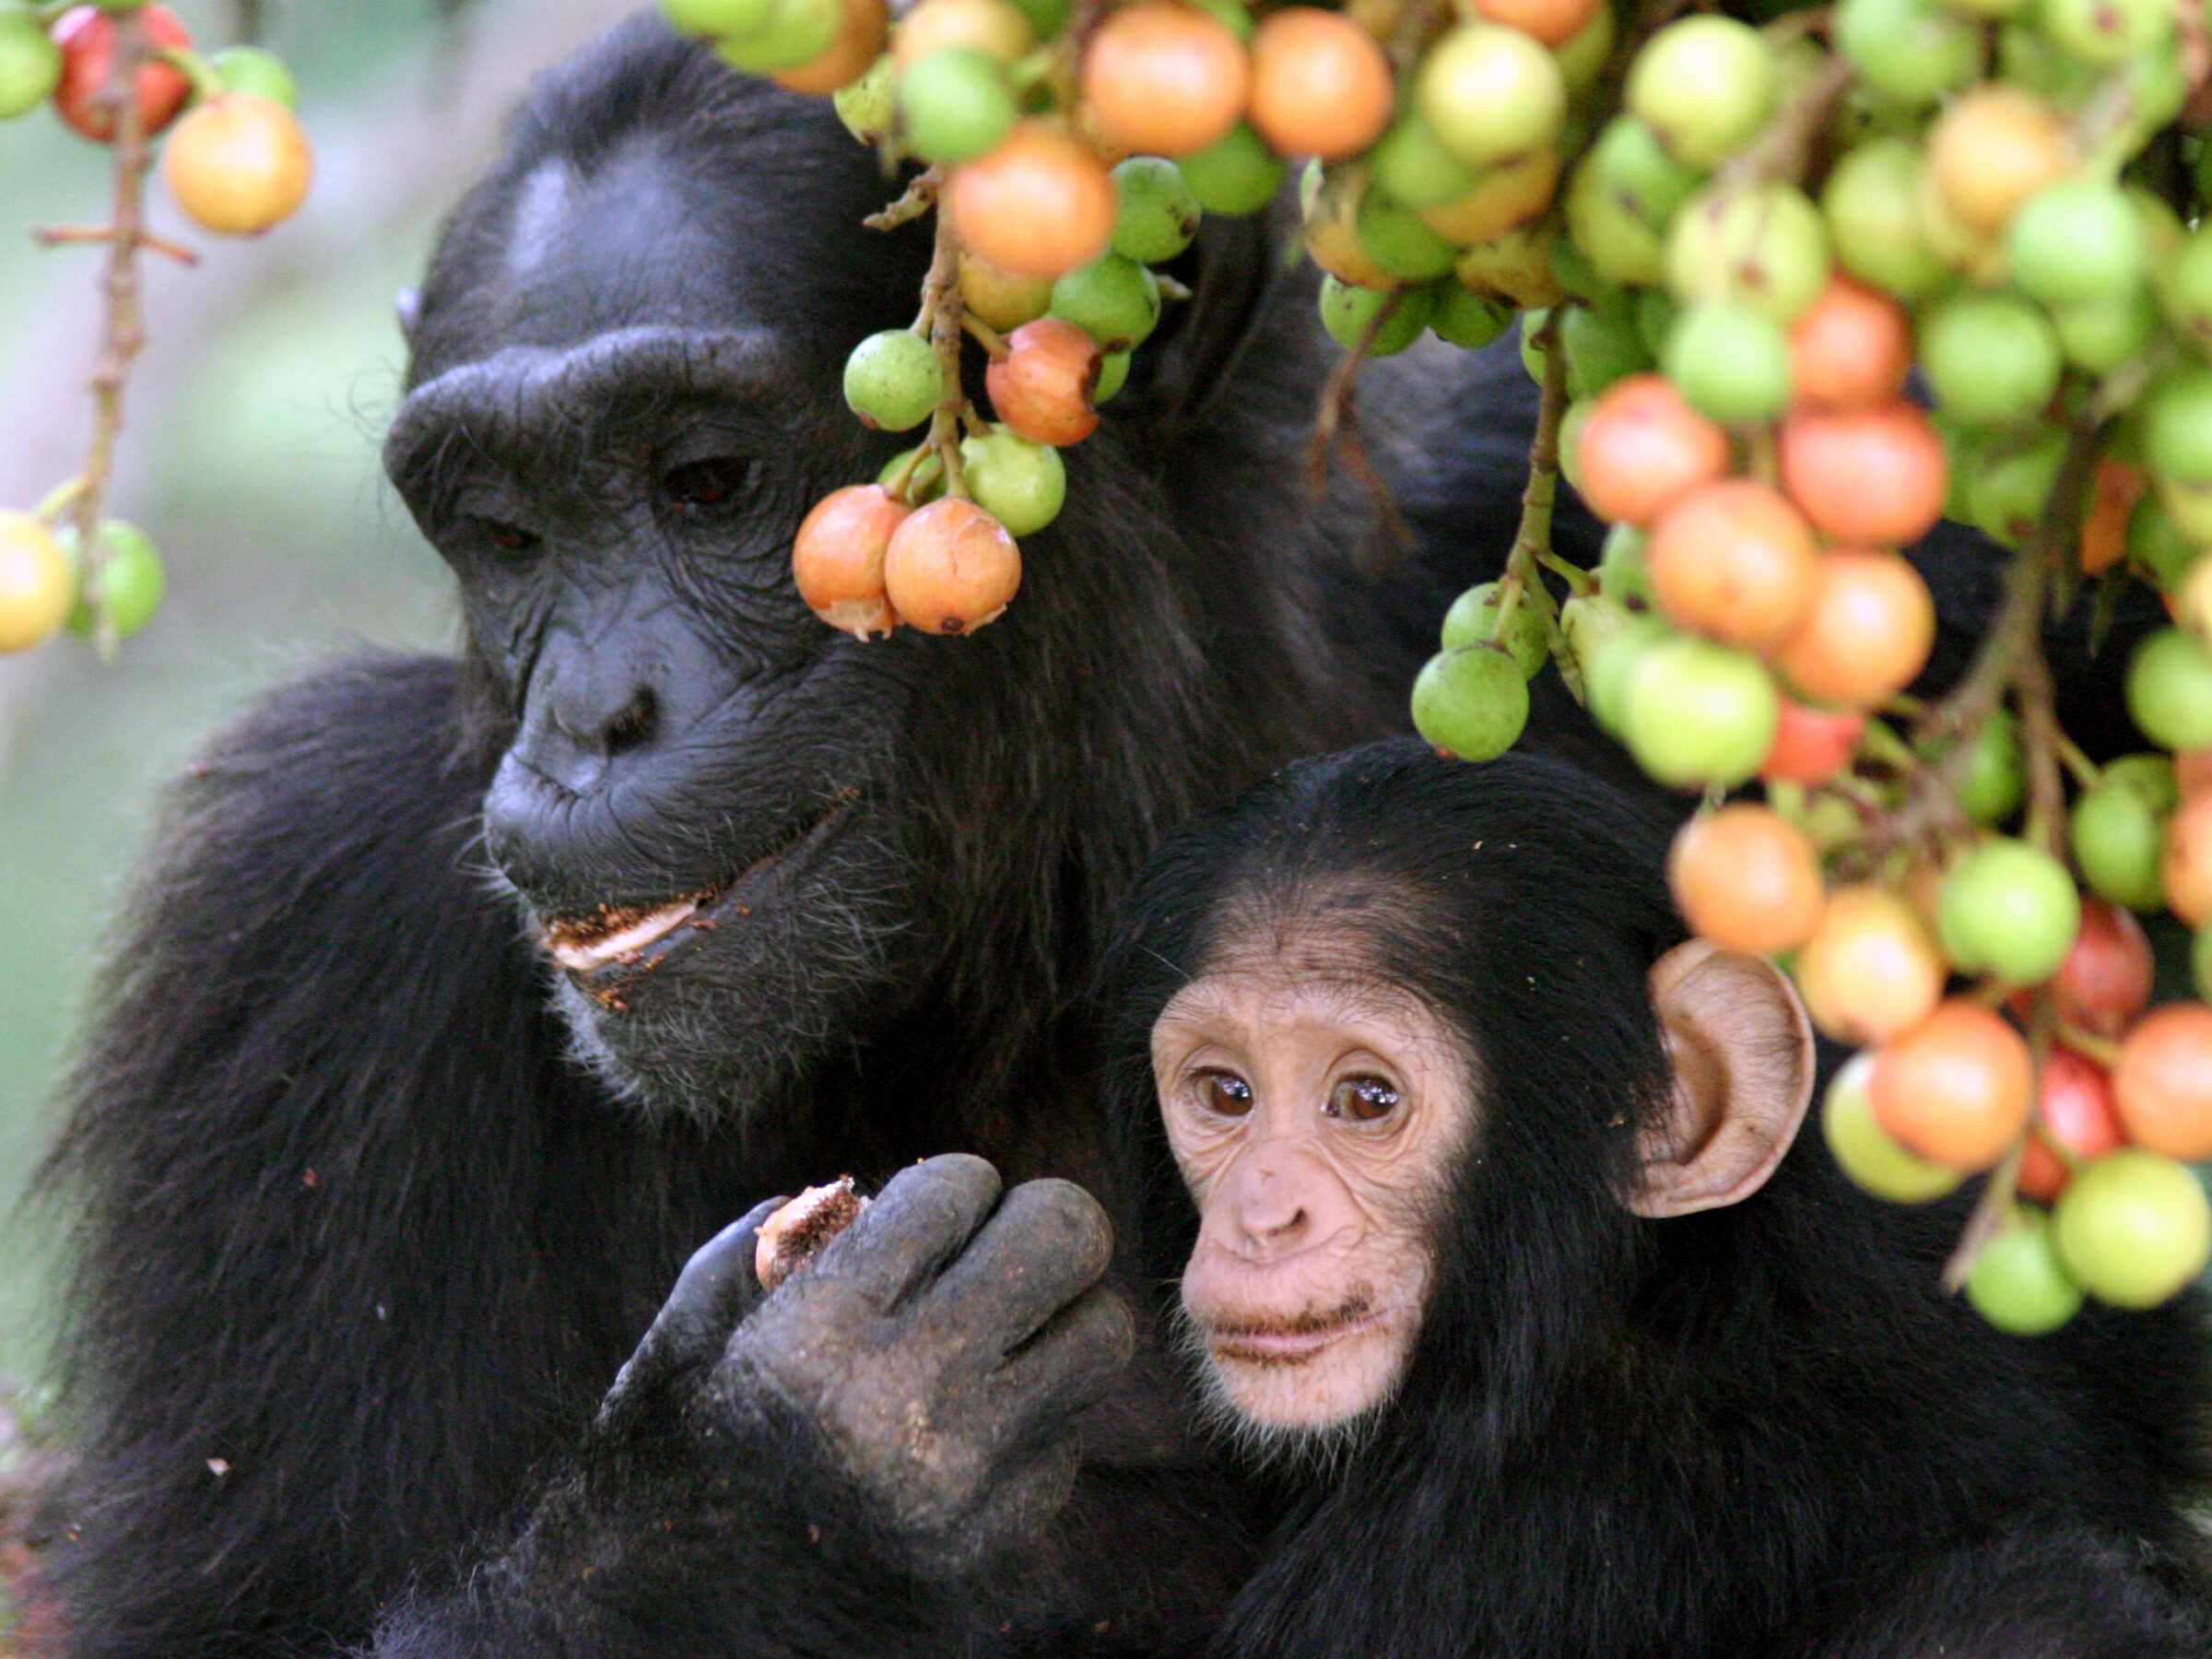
left=1090, top=739, right=2212, bottom=1658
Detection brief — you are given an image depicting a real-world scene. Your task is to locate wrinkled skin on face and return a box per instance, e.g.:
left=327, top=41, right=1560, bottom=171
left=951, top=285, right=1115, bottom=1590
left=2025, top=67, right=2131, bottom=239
left=1151, top=934, right=1475, bottom=1439
left=382, top=111, right=937, bottom=1123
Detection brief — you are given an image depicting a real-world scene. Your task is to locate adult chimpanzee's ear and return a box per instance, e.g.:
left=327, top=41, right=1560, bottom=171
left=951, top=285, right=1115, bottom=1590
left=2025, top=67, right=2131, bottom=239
left=1629, top=940, right=1817, bottom=1219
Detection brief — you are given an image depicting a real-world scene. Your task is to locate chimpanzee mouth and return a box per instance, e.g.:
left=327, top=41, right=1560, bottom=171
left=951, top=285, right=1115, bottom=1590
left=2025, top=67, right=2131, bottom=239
left=539, top=797, right=855, bottom=982
left=1206, top=1297, right=1382, bottom=1368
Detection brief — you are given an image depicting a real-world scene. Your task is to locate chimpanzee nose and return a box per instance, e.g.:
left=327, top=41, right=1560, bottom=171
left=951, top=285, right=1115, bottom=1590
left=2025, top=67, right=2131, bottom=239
left=535, top=683, right=658, bottom=795
left=482, top=658, right=671, bottom=899
left=512, top=658, right=661, bottom=797
left=1221, top=1153, right=1321, bottom=1261
left=479, top=606, right=736, bottom=901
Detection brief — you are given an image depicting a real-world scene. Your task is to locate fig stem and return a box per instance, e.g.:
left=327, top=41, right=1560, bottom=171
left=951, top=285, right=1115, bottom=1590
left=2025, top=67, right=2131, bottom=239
left=920, top=202, right=973, bottom=501
left=60, top=4, right=158, bottom=664
left=864, top=166, right=942, bottom=233
left=1907, top=401, right=2107, bottom=853
left=1710, top=52, right=1854, bottom=197
left=31, top=224, right=199, bottom=266
left=1495, top=306, right=1569, bottom=670
left=159, top=45, right=222, bottom=105
left=960, top=311, right=1010, bottom=360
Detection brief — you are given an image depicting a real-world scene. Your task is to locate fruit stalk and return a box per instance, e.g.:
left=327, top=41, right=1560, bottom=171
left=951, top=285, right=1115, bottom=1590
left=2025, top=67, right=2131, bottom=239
left=1710, top=49, right=1853, bottom=196
left=1912, top=405, right=2102, bottom=839
left=863, top=164, right=941, bottom=231
left=1495, top=305, right=1569, bottom=665
left=922, top=200, right=973, bottom=501
left=1382, top=0, right=1447, bottom=79
left=1305, top=293, right=1418, bottom=566
left=70, top=4, right=156, bottom=661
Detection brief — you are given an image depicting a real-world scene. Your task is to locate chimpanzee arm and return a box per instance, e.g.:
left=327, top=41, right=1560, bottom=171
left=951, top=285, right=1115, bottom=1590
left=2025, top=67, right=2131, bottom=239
left=42, top=654, right=671, bottom=1658
left=372, top=1157, right=1140, bottom=1658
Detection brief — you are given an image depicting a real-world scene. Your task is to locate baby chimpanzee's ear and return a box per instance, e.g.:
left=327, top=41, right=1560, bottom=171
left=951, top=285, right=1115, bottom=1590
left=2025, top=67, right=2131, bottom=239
left=1629, top=941, right=1817, bottom=1219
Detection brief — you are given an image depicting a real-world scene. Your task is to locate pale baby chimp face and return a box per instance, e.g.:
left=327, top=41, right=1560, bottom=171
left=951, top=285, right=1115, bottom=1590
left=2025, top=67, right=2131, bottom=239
left=1150, top=929, right=1476, bottom=1444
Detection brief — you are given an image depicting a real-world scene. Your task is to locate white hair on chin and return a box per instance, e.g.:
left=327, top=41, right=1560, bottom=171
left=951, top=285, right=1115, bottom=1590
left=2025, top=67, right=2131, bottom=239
left=1171, top=1301, right=1396, bottom=1483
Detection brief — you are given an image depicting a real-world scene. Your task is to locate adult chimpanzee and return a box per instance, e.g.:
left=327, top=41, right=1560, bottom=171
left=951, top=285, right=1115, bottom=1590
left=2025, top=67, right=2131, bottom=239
left=34, top=14, right=1564, bottom=1659
left=1081, top=740, right=2212, bottom=1657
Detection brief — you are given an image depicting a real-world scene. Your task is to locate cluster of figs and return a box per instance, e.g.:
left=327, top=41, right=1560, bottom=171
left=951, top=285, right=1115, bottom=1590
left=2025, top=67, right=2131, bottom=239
left=0, top=1, right=315, bottom=657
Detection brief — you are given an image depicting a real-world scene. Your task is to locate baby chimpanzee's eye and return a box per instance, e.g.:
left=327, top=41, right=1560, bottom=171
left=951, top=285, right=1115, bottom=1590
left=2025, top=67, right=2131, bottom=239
left=1326, top=1076, right=1399, bottom=1123
left=1197, top=1071, right=1253, bottom=1118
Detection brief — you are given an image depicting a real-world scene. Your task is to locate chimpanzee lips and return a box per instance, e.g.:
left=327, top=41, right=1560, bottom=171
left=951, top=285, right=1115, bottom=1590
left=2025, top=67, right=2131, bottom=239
left=1206, top=1296, right=1382, bottom=1367
left=538, top=797, right=854, bottom=979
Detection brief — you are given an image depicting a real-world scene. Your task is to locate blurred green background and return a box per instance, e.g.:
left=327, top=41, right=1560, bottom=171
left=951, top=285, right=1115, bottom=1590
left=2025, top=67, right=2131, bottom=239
left=0, top=0, right=640, bottom=1386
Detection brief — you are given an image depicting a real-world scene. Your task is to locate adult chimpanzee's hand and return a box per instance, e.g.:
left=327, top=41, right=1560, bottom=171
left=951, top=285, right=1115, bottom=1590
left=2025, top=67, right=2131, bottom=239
left=603, top=1153, right=1135, bottom=1578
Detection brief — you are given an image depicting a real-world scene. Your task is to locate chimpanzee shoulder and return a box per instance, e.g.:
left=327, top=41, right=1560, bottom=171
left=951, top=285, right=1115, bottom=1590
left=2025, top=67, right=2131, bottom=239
left=40, top=652, right=776, bottom=1654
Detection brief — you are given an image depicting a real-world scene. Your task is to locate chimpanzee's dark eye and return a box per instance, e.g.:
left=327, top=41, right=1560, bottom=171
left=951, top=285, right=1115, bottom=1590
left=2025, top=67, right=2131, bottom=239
left=1327, top=1075, right=1399, bottom=1123
left=659, top=456, right=753, bottom=512
left=1196, top=1070, right=1254, bottom=1118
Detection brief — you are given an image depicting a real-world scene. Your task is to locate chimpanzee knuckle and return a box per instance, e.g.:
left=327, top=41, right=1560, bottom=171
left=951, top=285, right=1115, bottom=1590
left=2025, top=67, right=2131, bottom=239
left=1065, top=1285, right=1137, bottom=1374
left=945, top=1441, right=1086, bottom=1575
left=865, top=1153, right=1006, bottom=1241
left=921, top=1177, right=1117, bottom=1347
left=809, top=1153, right=1004, bottom=1307
left=990, top=1178, right=1116, bottom=1280
left=718, top=1294, right=878, bottom=1411
left=667, top=1198, right=782, bottom=1323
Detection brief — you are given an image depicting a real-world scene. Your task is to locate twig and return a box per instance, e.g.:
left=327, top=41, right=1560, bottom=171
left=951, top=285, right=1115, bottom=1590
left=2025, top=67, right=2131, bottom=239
left=1492, top=307, right=1569, bottom=655
left=1536, top=546, right=1596, bottom=596
left=1044, top=0, right=1112, bottom=112
left=1709, top=52, right=1855, bottom=196
left=1305, top=291, right=1417, bottom=568
left=65, top=6, right=157, bottom=660
left=2052, top=1021, right=2124, bottom=1067
left=1307, top=294, right=1389, bottom=487
left=921, top=203, right=971, bottom=500
left=1909, top=402, right=2106, bottom=830
left=32, top=224, right=199, bottom=265
left=865, top=166, right=941, bottom=232
left=1383, top=0, right=1448, bottom=79
left=2017, top=635, right=2067, bottom=861
left=1939, top=1140, right=2025, bottom=1295
left=961, top=311, right=1009, bottom=359
left=2052, top=726, right=2101, bottom=792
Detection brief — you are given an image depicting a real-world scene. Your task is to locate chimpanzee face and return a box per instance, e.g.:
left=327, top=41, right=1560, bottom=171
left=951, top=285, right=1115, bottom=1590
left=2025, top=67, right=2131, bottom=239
left=1150, top=929, right=1476, bottom=1438
left=1149, top=921, right=1820, bottom=1458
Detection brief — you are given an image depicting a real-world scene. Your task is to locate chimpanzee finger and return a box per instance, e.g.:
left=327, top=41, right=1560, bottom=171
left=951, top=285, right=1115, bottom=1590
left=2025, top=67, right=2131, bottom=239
left=805, top=1152, right=1004, bottom=1312
left=989, top=1285, right=1137, bottom=1439
left=598, top=1195, right=784, bottom=1423
left=922, top=1176, right=1115, bottom=1356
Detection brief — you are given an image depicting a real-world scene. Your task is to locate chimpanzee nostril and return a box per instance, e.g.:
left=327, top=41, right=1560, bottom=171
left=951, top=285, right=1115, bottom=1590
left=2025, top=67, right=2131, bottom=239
left=509, top=670, right=667, bottom=799
left=602, top=687, right=658, bottom=759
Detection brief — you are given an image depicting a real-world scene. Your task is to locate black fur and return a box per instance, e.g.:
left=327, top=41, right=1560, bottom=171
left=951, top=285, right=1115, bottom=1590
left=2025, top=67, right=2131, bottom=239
left=35, top=17, right=1547, bottom=1658
left=1093, top=742, right=2212, bottom=1659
